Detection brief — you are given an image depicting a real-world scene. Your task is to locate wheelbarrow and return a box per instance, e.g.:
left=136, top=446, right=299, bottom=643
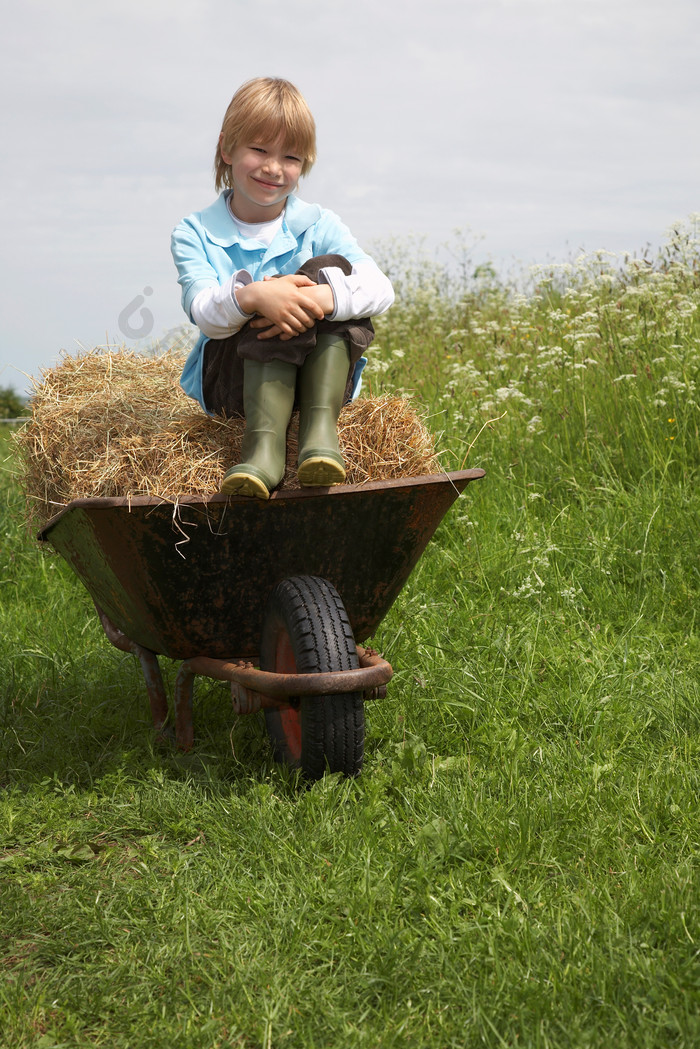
left=39, top=469, right=484, bottom=779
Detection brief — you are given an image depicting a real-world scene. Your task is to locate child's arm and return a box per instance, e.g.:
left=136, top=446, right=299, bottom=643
left=236, top=275, right=332, bottom=339
left=172, top=222, right=255, bottom=339
left=248, top=260, right=393, bottom=341
left=310, top=210, right=395, bottom=321
left=314, top=260, right=394, bottom=322
left=190, top=273, right=330, bottom=341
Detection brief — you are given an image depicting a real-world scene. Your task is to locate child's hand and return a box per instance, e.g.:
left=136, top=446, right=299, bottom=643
left=252, top=282, right=336, bottom=340
left=237, top=275, right=331, bottom=340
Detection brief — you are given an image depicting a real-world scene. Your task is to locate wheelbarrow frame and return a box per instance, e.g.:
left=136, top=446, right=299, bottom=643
left=95, top=602, right=392, bottom=751
left=39, top=468, right=485, bottom=769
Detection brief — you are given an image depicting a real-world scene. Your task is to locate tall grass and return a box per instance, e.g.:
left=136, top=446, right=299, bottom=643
left=1, top=216, right=700, bottom=1048
left=369, top=217, right=700, bottom=483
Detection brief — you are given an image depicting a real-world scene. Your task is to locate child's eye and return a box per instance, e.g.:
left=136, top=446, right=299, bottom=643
left=286, top=155, right=301, bottom=163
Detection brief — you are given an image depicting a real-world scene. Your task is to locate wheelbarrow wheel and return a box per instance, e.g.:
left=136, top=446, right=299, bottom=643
left=260, top=575, right=364, bottom=779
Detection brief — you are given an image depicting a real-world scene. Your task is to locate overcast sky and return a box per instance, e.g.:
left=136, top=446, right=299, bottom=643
left=1, top=0, right=698, bottom=395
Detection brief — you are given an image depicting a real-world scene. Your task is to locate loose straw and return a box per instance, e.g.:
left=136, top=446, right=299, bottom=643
left=15, top=348, right=441, bottom=528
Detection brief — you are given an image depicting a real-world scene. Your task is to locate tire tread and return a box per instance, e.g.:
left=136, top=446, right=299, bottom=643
left=260, top=575, right=364, bottom=778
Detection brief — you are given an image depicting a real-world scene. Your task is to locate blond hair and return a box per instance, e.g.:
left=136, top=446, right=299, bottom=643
left=214, top=78, right=317, bottom=191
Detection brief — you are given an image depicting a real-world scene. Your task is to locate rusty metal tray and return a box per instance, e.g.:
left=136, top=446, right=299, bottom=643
left=39, top=470, right=484, bottom=661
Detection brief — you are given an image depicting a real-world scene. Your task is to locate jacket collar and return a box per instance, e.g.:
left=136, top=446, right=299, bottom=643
left=197, top=191, right=322, bottom=247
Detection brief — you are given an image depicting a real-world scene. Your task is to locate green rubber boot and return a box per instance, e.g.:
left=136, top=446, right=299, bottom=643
left=220, top=358, right=297, bottom=499
left=297, top=336, right=350, bottom=487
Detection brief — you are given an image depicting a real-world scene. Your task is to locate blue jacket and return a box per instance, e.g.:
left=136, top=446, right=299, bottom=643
left=171, top=192, right=380, bottom=409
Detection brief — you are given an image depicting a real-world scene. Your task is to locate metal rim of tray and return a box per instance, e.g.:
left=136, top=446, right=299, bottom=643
left=38, top=468, right=486, bottom=533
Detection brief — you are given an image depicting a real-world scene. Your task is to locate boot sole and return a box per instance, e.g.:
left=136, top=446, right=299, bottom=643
left=297, top=457, right=346, bottom=487
left=220, top=471, right=270, bottom=500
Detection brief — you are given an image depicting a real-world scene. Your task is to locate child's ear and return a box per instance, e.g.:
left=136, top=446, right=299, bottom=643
left=219, top=132, right=232, bottom=166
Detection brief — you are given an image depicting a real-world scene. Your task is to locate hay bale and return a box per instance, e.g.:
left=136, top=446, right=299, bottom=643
left=15, top=348, right=441, bottom=528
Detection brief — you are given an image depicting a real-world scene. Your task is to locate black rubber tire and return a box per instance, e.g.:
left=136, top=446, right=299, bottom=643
left=260, top=575, right=364, bottom=779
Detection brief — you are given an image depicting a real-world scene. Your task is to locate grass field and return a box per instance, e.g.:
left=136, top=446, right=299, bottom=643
left=1, top=218, right=700, bottom=1047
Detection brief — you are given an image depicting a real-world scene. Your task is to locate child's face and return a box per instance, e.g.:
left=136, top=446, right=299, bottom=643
left=221, top=133, right=303, bottom=223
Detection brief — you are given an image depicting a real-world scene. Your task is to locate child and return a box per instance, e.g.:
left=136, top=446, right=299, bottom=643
left=171, top=77, right=394, bottom=499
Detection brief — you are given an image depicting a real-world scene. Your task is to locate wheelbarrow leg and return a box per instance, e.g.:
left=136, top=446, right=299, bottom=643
left=94, top=605, right=169, bottom=733
left=136, top=649, right=170, bottom=735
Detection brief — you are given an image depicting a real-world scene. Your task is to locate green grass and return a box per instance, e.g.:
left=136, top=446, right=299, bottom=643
left=2, top=218, right=700, bottom=1047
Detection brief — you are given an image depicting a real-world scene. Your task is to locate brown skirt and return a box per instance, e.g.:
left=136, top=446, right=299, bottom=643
left=202, top=254, right=374, bottom=417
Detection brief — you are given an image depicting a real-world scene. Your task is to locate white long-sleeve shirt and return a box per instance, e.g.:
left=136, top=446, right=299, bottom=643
left=190, top=259, right=394, bottom=340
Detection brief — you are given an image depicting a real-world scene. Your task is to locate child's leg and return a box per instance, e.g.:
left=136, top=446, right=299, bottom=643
left=219, top=357, right=296, bottom=499
left=296, top=335, right=350, bottom=486
left=214, top=255, right=374, bottom=495
left=202, top=334, right=245, bottom=417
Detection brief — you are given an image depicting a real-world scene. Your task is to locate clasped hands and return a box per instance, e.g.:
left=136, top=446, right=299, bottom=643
left=235, top=274, right=335, bottom=341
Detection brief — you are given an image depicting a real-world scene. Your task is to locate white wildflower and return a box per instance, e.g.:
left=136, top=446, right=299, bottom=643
left=513, top=573, right=545, bottom=598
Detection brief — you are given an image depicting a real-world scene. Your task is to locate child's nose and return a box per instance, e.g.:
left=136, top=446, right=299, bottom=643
left=263, top=155, right=282, bottom=174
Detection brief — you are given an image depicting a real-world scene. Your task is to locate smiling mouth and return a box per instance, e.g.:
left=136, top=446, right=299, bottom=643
left=254, top=178, right=284, bottom=189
